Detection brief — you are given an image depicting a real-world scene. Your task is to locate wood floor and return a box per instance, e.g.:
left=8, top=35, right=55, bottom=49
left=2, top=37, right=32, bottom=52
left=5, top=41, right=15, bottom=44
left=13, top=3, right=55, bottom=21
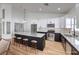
left=7, top=40, right=66, bottom=55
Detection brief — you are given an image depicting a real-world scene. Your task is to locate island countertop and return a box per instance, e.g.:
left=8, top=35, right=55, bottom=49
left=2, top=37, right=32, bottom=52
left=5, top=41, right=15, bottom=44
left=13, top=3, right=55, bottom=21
left=15, top=32, right=45, bottom=38
left=14, top=32, right=46, bottom=51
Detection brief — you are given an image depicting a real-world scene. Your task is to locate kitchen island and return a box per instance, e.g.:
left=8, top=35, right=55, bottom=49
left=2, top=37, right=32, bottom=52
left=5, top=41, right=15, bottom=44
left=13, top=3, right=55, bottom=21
left=15, top=32, right=45, bottom=51
left=37, top=29, right=48, bottom=40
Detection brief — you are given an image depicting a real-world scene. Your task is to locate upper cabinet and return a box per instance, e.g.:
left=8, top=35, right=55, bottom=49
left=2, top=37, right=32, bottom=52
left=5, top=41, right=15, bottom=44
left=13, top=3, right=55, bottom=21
left=76, top=20, right=79, bottom=28
left=76, top=8, right=79, bottom=28
left=76, top=16, right=79, bottom=28
left=75, top=4, right=79, bottom=28
left=12, top=7, right=24, bottom=21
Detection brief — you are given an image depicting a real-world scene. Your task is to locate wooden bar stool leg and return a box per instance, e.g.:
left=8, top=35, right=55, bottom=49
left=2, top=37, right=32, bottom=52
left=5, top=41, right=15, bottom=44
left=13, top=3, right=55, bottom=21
left=23, top=38, right=28, bottom=55
left=31, top=40, right=37, bottom=54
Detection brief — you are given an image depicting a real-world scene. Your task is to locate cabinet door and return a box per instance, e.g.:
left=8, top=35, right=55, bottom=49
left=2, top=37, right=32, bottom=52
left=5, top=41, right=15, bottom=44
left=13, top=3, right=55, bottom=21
left=66, top=42, right=71, bottom=55
left=55, top=33, right=61, bottom=42
left=61, top=36, right=66, bottom=50
left=71, top=47, right=79, bottom=55
left=76, top=17, right=79, bottom=28
left=14, top=23, right=24, bottom=32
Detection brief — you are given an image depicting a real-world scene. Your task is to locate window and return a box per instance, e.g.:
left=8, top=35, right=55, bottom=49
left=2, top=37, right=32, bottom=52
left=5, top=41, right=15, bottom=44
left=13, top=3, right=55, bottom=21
left=65, top=18, right=72, bottom=28
left=6, top=22, right=11, bottom=34
left=71, top=17, right=79, bottom=31
left=66, top=17, right=79, bottom=32
left=2, top=22, right=5, bottom=34
left=14, top=23, right=24, bottom=32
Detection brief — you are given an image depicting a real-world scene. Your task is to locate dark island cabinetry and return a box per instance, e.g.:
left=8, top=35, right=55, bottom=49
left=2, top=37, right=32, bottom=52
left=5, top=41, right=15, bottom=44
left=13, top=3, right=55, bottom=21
left=55, top=33, right=61, bottom=42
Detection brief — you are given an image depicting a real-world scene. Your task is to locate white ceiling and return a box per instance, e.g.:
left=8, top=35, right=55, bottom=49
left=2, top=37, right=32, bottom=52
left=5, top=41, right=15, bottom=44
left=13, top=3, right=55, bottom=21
left=12, top=3, right=76, bottom=14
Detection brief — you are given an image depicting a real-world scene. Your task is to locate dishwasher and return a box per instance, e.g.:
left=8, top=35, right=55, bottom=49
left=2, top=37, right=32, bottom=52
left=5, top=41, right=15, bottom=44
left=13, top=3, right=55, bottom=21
left=47, top=30, right=55, bottom=41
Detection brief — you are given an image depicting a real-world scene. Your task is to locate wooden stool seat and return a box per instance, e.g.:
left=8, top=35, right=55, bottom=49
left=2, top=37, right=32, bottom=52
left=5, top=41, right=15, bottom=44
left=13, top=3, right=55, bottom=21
left=13, top=36, right=16, bottom=45
left=31, top=40, right=37, bottom=43
left=23, top=38, right=29, bottom=54
left=23, top=38, right=28, bottom=46
left=17, top=37, right=21, bottom=39
left=23, top=39, right=28, bottom=41
left=31, top=40, right=37, bottom=54
left=16, top=37, right=22, bottom=47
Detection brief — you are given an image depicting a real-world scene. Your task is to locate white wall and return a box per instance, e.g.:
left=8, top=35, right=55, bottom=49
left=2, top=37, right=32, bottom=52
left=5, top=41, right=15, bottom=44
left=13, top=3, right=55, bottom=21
left=0, top=4, right=67, bottom=38
left=63, top=4, right=79, bottom=28
left=12, top=6, right=24, bottom=21
left=63, top=4, right=79, bottom=19
left=0, top=4, right=26, bottom=39
left=11, top=6, right=25, bottom=34
left=0, top=4, right=12, bottom=39
left=1, top=4, right=12, bottom=19
left=24, top=12, right=65, bottom=31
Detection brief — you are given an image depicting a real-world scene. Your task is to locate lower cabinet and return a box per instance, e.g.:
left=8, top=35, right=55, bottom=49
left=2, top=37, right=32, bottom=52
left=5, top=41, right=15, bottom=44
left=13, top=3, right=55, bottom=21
left=65, top=41, right=72, bottom=55
left=61, top=35, right=66, bottom=51
left=61, top=34, right=79, bottom=55
left=71, top=47, right=79, bottom=55
left=66, top=41, right=79, bottom=55
left=55, top=33, right=79, bottom=55
left=55, top=33, right=61, bottom=42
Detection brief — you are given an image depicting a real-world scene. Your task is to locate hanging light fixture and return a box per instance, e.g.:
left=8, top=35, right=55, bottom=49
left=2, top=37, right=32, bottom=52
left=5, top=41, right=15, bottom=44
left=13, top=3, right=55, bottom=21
left=24, top=9, right=26, bottom=20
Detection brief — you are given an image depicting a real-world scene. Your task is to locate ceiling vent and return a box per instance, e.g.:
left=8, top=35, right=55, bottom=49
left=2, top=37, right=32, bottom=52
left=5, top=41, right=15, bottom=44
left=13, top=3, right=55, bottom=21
left=44, top=3, right=49, bottom=6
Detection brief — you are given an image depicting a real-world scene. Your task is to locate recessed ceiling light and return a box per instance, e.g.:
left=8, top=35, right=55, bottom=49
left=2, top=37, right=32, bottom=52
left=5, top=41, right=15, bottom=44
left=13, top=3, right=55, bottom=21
left=57, top=8, right=61, bottom=11
left=39, top=8, right=42, bottom=11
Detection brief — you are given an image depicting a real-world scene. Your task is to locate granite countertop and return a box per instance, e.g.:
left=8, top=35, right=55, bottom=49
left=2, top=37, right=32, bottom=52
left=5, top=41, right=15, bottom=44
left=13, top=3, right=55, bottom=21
left=61, top=33, right=79, bottom=52
left=15, top=32, right=45, bottom=38
left=37, top=28, right=65, bottom=33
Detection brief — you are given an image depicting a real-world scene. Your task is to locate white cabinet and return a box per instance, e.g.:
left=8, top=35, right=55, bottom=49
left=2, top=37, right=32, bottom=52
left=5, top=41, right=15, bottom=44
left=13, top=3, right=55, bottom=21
left=76, top=17, right=79, bottom=28
left=14, top=23, right=24, bottom=32
left=1, top=20, right=12, bottom=39
left=2, top=21, right=11, bottom=35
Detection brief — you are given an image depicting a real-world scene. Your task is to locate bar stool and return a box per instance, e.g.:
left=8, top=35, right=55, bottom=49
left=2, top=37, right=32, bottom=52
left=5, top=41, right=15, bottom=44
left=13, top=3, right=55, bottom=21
left=23, top=39, right=28, bottom=48
left=31, top=40, right=37, bottom=54
left=13, top=36, right=16, bottom=45
left=23, top=38, right=29, bottom=54
left=16, top=37, right=22, bottom=47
